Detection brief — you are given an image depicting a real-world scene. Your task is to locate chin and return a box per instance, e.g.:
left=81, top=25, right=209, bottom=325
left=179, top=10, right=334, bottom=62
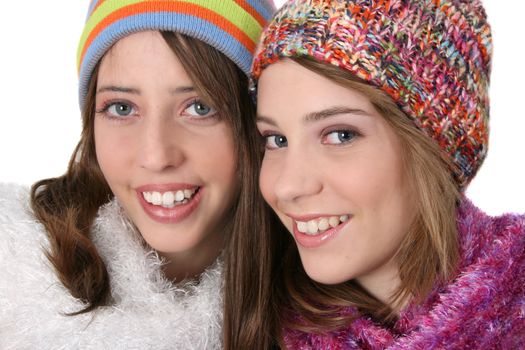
left=307, top=273, right=350, bottom=285
left=301, top=259, right=354, bottom=286
left=142, top=228, right=203, bottom=255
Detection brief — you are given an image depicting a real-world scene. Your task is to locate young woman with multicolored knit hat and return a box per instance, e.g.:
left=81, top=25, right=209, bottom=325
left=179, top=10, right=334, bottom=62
left=248, top=0, right=525, bottom=348
left=0, top=0, right=275, bottom=348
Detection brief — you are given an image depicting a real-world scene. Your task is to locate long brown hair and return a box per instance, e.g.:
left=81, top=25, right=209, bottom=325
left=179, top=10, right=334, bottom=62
left=30, top=32, right=265, bottom=323
left=248, top=57, right=461, bottom=345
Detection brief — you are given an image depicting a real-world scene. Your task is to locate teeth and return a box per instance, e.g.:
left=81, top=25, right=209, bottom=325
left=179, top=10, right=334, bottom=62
left=162, top=192, right=175, bottom=207
left=297, top=221, right=308, bottom=233
left=307, top=220, right=318, bottom=234
left=296, top=214, right=350, bottom=236
left=152, top=192, right=162, bottom=205
left=328, top=216, right=339, bottom=228
left=318, top=218, right=329, bottom=231
left=142, top=188, right=198, bottom=208
left=175, top=190, right=184, bottom=202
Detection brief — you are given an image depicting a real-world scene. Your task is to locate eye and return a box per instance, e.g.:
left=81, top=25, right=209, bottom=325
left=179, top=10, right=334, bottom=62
left=184, top=100, right=217, bottom=117
left=265, top=134, right=288, bottom=150
left=97, top=101, right=136, bottom=118
left=322, top=130, right=358, bottom=145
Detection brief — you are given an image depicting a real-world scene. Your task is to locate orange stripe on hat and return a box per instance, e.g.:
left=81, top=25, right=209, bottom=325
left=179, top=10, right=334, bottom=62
left=79, top=2, right=256, bottom=71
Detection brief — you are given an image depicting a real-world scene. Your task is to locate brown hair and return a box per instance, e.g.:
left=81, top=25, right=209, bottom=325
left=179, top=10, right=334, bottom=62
left=246, top=57, right=462, bottom=345
left=30, top=32, right=265, bottom=324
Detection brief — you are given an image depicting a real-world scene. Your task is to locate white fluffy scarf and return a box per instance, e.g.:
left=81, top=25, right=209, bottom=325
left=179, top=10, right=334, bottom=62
left=0, top=184, right=223, bottom=350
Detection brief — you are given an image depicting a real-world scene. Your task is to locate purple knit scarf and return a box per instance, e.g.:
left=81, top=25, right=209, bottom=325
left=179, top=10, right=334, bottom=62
left=284, top=198, right=525, bottom=349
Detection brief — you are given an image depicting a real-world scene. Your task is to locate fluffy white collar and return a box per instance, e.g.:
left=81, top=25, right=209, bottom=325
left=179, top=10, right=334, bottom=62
left=0, top=184, right=223, bottom=349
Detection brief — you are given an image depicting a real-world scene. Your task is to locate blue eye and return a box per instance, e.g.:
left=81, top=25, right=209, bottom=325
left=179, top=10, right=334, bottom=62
left=265, top=134, right=287, bottom=149
left=184, top=100, right=216, bottom=117
left=98, top=101, right=136, bottom=118
left=109, top=102, right=134, bottom=117
left=323, top=130, right=358, bottom=145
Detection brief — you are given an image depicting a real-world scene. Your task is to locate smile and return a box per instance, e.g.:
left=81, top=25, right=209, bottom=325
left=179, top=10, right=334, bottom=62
left=289, top=213, right=352, bottom=249
left=136, top=185, right=202, bottom=224
left=295, top=215, right=349, bottom=235
left=142, top=188, right=198, bottom=208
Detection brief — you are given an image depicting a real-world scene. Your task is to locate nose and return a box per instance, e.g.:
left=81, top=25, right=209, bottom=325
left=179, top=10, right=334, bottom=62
left=272, top=147, right=322, bottom=203
left=138, top=114, right=185, bottom=172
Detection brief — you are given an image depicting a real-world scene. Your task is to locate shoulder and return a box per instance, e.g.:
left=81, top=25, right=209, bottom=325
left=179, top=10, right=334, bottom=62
left=0, top=181, right=58, bottom=277
left=0, top=182, right=51, bottom=265
left=457, top=197, right=525, bottom=265
left=0, top=191, right=224, bottom=348
left=0, top=182, right=50, bottom=256
left=0, top=182, right=34, bottom=224
left=454, top=198, right=525, bottom=335
left=0, top=184, right=91, bottom=347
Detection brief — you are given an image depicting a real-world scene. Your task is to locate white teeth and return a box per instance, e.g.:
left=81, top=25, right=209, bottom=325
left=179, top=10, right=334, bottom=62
left=318, top=218, right=329, bottom=231
left=329, top=216, right=340, bottom=228
left=297, top=221, right=308, bottom=233
left=175, top=190, right=184, bottom=202
left=142, top=188, right=198, bottom=208
left=296, top=214, right=350, bottom=236
left=307, top=220, right=318, bottom=235
left=162, top=192, right=175, bottom=206
left=152, top=192, right=162, bottom=205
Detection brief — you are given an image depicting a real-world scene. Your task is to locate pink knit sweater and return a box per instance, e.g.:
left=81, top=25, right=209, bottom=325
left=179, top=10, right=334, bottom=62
left=284, top=198, right=525, bottom=349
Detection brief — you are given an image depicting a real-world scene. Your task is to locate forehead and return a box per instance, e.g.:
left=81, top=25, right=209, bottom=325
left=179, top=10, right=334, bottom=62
left=97, top=31, right=192, bottom=88
left=256, top=59, right=376, bottom=122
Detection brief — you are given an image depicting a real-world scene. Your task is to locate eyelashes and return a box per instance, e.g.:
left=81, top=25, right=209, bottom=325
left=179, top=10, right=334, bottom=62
left=96, top=100, right=137, bottom=120
left=321, top=129, right=360, bottom=145
left=94, top=98, right=219, bottom=122
left=183, top=99, right=217, bottom=118
left=258, top=127, right=361, bottom=151
left=262, top=133, right=288, bottom=150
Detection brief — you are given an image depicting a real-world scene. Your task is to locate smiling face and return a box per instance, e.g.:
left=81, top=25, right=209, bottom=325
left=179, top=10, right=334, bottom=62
left=94, top=31, right=238, bottom=278
left=256, top=59, right=416, bottom=293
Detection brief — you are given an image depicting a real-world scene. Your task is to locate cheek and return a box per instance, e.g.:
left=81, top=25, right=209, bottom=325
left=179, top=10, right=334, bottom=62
left=195, top=125, right=237, bottom=188
left=94, top=119, right=134, bottom=185
left=350, top=145, right=406, bottom=200
left=350, top=151, right=414, bottom=235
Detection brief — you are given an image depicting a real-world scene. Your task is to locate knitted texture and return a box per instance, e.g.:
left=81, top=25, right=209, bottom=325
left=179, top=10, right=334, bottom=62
left=77, top=0, right=276, bottom=106
left=252, top=0, right=492, bottom=188
left=284, top=198, right=525, bottom=349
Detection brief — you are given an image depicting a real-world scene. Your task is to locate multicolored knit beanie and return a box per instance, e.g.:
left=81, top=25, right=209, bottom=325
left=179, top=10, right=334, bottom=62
left=252, top=0, right=492, bottom=188
left=77, top=0, right=276, bottom=107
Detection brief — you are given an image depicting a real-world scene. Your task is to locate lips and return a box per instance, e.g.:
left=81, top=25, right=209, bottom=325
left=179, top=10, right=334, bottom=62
left=296, top=214, right=349, bottom=235
left=136, top=184, right=202, bottom=224
left=142, top=188, right=198, bottom=208
left=289, top=213, right=351, bottom=248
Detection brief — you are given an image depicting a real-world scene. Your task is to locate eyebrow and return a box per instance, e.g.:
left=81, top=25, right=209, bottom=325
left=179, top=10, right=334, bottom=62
left=169, top=86, right=195, bottom=94
left=97, top=86, right=140, bottom=94
left=256, top=106, right=370, bottom=126
left=96, top=85, right=195, bottom=95
left=304, top=106, right=370, bottom=122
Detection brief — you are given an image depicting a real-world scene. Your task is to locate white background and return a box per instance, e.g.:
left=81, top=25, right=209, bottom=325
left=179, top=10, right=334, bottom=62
left=0, top=1, right=523, bottom=216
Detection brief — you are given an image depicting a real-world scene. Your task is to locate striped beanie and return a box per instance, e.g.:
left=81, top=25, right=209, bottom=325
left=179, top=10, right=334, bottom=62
left=252, top=0, right=492, bottom=188
left=77, top=0, right=276, bottom=107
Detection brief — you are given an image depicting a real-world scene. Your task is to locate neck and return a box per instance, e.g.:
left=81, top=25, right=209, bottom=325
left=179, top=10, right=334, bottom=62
left=159, top=229, right=224, bottom=282
left=356, top=259, right=406, bottom=311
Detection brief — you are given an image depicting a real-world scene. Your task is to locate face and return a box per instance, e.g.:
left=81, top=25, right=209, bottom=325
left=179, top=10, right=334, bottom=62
left=256, top=60, right=415, bottom=290
left=94, top=31, right=238, bottom=270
